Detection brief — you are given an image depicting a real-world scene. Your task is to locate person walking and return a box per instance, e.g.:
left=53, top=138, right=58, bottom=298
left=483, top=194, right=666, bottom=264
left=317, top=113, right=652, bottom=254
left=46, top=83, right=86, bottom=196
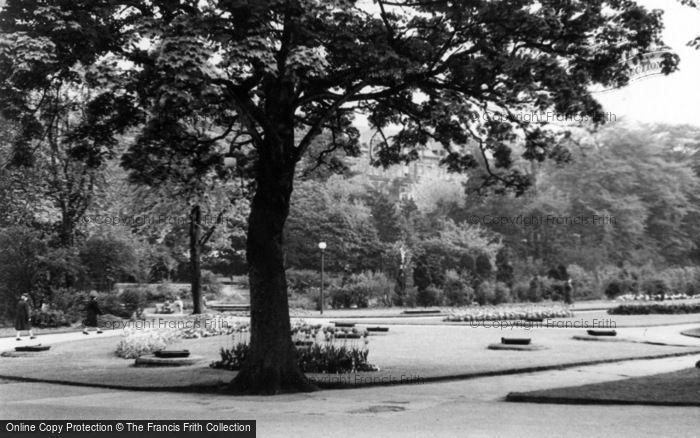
left=83, top=291, right=103, bottom=334
left=15, top=294, right=36, bottom=341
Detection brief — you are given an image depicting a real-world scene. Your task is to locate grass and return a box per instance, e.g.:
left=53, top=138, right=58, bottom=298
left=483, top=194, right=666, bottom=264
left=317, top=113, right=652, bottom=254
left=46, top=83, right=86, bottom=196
left=0, top=324, right=698, bottom=391
left=506, top=367, right=700, bottom=406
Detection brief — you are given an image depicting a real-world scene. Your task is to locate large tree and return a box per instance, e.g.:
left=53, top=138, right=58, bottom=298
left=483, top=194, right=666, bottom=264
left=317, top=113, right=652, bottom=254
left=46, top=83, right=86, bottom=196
left=0, top=0, right=677, bottom=394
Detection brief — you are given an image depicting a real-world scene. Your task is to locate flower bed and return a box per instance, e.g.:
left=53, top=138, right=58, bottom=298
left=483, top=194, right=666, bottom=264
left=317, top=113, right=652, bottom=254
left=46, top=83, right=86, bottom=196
left=115, top=314, right=249, bottom=358
left=178, top=314, right=249, bottom=339
left=444, top=305, right=574, bottom=322
left=608, top=303, right=700, bottom=315
left=211, top=321, right=378, bottom=373
left=115, top=328, right=182, bottom=359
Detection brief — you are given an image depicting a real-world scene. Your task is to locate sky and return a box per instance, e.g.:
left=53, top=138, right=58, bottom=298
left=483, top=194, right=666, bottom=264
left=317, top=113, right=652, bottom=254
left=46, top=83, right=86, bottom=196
left=354, top=0, right=700, bottom=140
left=595, top=0, right=700, bottom=127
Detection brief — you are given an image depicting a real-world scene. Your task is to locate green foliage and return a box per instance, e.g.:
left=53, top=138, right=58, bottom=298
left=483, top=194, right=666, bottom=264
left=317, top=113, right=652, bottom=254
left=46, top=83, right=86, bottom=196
left=416, top=285, right=442, bottom=307
left=286, top=269, right=321, bottom=295
left=475, top=281, right=496, bottom=306
left=414, top=219, right=501, bottom=291
left=567, top=264, right=600, bottom=300
left=328, top=271, right=394, bottom=309
left=212, top=342, right=375, bottom=374
left=608, top=303, right=700, bottom=315
left=98, top=293, right=131, bottom=319
left=80, top=235, right=137, bottom=291
left=119, top=288, right=146, bottom=316
left=641, top=278, right=669, bottom=298
left=286, top=178, right=382, bottom=272
left=213, top=323, right=376, bottom=373
left=31, top=309, right=71, bottom=328
left=442, top=270, right=473, bottom=307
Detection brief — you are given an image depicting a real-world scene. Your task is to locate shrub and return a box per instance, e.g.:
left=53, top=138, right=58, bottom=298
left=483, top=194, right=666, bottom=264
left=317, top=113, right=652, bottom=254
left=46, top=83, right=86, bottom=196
left=475, top=281, right=496, bottom=305
left=31, top=309, right=71, bottom=328
left=567, top=264, right=600, bottom=300
left=474, top=253, right=493, bottom=281
left=48, top=288, right=87, bottom=323
left=604, top=279, right=636, bottom=299
left=289, top=291, right=318, bottom=310
left=416, top=285, right=442, bottom=307
left=98, top=293, right=131, bottom=318
left=493, top=282, right=512, bottom=305
left=201, top=269, right=222, bottom=295
left=328, top=271, right=394, bottom=308
left=657, top=267, right=700, bottom=296
left=148, top=283, right=179, bottom=302
left=120, top=288, right=146, bottom=316
left=641, top=278, right=668, bottom=299
left=608, top=303, right=700, bottom=315
left=511, top=281, right=530, bottom=302
left=527, top=277, right=544, bottom=302
left=286, top=269, right=321, bottom=294
left=442, top=270, right=473, bottom=307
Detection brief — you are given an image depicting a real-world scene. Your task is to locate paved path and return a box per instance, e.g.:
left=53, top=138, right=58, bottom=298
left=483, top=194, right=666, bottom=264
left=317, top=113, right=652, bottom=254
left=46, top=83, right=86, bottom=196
left=1, top=353, right=699, bottom=437
left=2, top=329, right=123, bottom=350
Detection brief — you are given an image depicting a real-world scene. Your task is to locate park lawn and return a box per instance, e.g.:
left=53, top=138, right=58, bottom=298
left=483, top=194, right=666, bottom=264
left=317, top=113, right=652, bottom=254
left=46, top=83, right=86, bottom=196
left=506, top=367, right=700, bottom=406
left=0, top=325, right=698, bottom=390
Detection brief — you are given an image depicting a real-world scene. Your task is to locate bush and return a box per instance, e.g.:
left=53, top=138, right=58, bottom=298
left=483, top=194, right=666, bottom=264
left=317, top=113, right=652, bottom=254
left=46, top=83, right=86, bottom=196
left=442, top=270, right=473, bottom=307
left=120, top=288, right=147, bottom=316
left=608, top=303, right=700, bottom=315
left=98, top=293, right=131, bottom=318
left=475, top=281, right=496, bottom=305
left=48, top=288, right=87, bottom=323
left=641, top=278, right=668, bottom=299
left=416, top=285, right=442, bottom=307
left=511, top=281, right=530, bottom=302
left=493, top=282, right=512, bottom=305
left=328, top=271, right=394, bottom=308
left=289, top=291, right=318, bottom=310
left=286, top=269, right=321, bottom=294
left=527, top=277, right=544, bottom=302
left=657, top=267, right=700, bottom=296
left=604, top=279, right=636, bottom=299
left=31, top=309, right=71, bottom=328
left=147, top=283, right=180, bottom=302
left=567, top=264, right=600, bottom=300
left=201, top=269, right=223, bottom=295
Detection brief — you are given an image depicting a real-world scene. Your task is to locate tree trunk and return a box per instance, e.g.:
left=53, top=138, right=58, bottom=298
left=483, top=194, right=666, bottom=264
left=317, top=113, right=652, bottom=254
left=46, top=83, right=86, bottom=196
left=189, top=204, right=203, bottom=314
left=229, top=158, right=314, bottom=395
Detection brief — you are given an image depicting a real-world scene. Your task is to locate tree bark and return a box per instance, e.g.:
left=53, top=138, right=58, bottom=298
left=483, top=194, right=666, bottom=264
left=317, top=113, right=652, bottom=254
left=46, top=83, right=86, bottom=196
left=189, top=204, right=203, bottom=314
left=229, top=155, right=315, bottom=394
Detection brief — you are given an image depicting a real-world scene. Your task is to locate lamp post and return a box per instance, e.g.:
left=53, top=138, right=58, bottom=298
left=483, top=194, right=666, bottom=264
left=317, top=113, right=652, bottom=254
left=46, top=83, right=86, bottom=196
left=318, top=242, right=326, bottom=314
